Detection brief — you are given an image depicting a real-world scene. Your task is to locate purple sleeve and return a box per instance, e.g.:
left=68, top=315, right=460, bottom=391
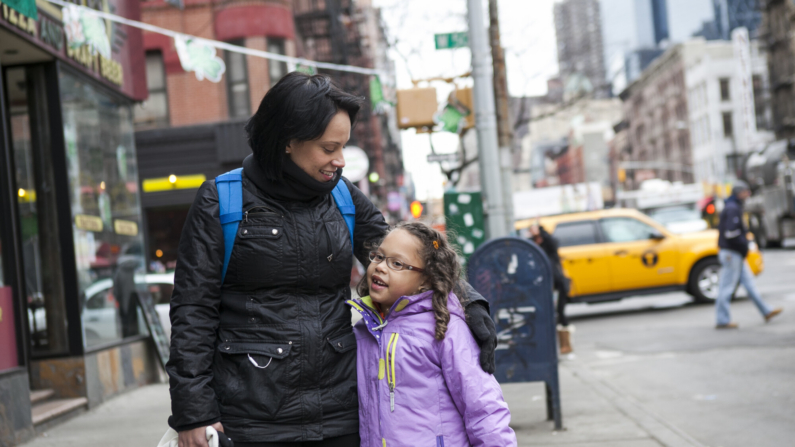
left=440, top=319, right=517, bottom=447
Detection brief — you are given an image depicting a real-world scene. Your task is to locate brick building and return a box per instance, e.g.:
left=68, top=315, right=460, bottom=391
left=134, top=0, right=402, bottom=268
left=619, top=43, right=694, bottom=187
left=761, top=0, right=795, bottom=139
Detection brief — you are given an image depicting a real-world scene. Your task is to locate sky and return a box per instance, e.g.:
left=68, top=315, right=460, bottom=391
left=372, top=0, right=560, bottom=201
left=371, top=0, right=715, bottom=201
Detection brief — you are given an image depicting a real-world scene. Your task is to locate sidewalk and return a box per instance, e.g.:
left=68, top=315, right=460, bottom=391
left=22, top=362, right=698, bottom=447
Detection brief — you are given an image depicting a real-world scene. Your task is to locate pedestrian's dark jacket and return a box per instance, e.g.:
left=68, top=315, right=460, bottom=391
left=166, top=155, right=486, bottom=443
left=534, top=226, right=567, bottom=290
left=718, top=195, right=749, bottom=258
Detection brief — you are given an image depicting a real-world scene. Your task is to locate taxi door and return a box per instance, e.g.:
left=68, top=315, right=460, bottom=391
left=598, top=217, right=680, bottom=291
left=553, top=220, right=612, bottom=296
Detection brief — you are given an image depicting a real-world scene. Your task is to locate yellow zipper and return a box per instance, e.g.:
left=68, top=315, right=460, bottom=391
left=386, top=332, right=399, bottom=412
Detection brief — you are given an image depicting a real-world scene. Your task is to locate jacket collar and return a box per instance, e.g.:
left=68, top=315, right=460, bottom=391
left=347, top=291, right=464, bottom=336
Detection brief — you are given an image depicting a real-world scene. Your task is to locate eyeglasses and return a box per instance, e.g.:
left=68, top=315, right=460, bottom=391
left=368, top=251, right=425, bottom=273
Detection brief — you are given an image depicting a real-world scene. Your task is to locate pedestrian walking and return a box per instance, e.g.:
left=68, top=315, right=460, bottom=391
left=348, top=222, right=517, bottom=447
left=715, top=181, right=783, bottom=329
left=530, top=224, right=573, bottom=353
left=165, top=72, right=498, bottom=447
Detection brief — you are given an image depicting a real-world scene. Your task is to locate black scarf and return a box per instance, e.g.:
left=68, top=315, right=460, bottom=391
left=242, top=154, right=342, bottom=202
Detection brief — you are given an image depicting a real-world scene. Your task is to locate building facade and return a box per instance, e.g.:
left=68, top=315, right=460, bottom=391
left=761, top=0, right=795, bottom=139
left=685, top=37, right=773, bottom=183
left=135, top=0, right=403, bottom=269
left=619, top=43, right=694, bottom=186
left=1, top=1, right=157, bottom=445
left=554, top=0, right=609, bottom=97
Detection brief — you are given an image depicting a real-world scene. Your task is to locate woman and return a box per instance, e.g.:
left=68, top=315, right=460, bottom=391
left=166, top=72, right=496, bottom=447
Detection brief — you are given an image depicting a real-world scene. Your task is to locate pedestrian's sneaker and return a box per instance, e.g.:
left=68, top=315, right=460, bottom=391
left=716, top=322, right=739, bottom=329
left=765, top=308, right=783, bottom=322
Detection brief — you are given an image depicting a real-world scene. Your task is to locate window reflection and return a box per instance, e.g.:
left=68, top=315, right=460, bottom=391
left=58, top=69, right=149, bottom=348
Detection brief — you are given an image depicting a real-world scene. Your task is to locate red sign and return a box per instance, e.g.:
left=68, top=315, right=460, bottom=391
left=0, top=287, right=19, bottom=371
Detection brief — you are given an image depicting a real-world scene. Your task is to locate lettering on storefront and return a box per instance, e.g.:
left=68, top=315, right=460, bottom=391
left=66, top=45, right=123, bottom=87
left=75, top=214, right=103, bottom=232
left=1, top=2, right=37, bottom=36
left=40, top=15, right=63, bottom=51
left=113, top=219, right=138, bottom=237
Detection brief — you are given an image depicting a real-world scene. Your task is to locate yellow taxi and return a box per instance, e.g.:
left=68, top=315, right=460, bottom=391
left=516, top=208, right=764, bottom=303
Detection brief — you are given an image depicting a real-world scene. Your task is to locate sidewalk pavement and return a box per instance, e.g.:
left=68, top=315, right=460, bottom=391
left=22, top=361, right=698, bottom=447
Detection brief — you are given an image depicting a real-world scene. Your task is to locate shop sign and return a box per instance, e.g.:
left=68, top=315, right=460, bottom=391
left=113, top=219, right=138, bottom=237
left=0, top=0, right=145, bottom=100
left=75, top=214, right=103, bottom=232
left=1, top=2, right=37, bottom=36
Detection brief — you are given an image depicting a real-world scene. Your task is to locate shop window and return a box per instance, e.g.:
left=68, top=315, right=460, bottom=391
left=5, top=66, right=70, bottom=355
left=134, top=52, right=169, bottom=128
left=225, top=41, right=251, bottom=119
left=268, top=38, right=287, bottom=86
left=58, top=69, right=148, bottom=349
left=719, top=78, right=730, bottom=101
left=722, top=112, right=733, bottom=137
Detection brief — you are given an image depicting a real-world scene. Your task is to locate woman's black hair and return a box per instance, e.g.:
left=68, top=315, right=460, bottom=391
left=244, top=72, right=364, bottom=181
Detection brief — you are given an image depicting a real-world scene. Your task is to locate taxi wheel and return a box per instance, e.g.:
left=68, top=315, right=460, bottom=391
left=688, top=258, right=721, bottom=303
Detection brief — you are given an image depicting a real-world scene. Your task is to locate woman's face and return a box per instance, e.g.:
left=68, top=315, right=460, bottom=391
left=287, top=110, right=350, bottom=182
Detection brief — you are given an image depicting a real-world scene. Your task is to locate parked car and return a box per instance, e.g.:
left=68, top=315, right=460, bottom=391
left=82, top=273, right=174, bottom=343
left=515, top=208, right=764, bottom=303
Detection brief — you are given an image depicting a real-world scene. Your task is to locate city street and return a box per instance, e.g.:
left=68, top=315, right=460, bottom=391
left=21, top=249, right=794, bottom=447
left=504, top=247, right=795, bottom=447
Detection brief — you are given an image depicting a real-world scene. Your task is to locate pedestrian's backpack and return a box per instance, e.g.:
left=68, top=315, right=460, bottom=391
left=215, top=168, right=355, bottom=282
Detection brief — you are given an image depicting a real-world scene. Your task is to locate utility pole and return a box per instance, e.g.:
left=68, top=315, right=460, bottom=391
left=488, top=0, right=515, bottom=234
left=467, top=0, right=511, bottom=238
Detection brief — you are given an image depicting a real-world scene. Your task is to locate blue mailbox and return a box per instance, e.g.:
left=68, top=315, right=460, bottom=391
left=467, top=237, right=562, bottom=429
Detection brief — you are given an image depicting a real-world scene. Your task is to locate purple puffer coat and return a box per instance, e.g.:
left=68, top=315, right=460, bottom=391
left=347, top=292, right=516, bottom=447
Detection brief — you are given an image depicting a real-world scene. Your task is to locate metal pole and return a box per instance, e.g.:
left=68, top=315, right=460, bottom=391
left=488, top=0, right=516, bottom=235
left=467, top=0, right=511, bottom=238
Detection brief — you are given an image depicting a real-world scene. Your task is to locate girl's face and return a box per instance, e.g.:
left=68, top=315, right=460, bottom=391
left=367, top=229, right=429, bottom=309
left=286, top=110, right=349, bottom=182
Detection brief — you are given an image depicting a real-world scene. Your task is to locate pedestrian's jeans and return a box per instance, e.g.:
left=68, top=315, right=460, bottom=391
left=716, top=249, right=772, bottom=325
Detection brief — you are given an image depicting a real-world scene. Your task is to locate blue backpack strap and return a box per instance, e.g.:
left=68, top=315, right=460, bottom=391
left=331, top=180, right=355, bottom=254
left=215, top=168, right=243, bottom=283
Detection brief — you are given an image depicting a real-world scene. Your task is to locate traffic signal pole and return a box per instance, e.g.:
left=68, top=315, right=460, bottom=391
left=467, top=0, right=512, bottom=238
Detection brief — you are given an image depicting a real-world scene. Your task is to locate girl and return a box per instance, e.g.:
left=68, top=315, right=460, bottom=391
left=347, top=222, right=517, bottom=447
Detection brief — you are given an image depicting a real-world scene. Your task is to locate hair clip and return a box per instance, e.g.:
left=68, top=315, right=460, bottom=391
left=432, top=240, right=439, bottom=249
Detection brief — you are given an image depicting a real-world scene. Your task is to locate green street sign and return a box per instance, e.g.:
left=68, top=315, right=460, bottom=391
left=435, top=32, right=469, bottom=50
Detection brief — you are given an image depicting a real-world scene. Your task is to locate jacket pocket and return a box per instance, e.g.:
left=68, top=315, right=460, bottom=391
left=325, top=331, right=358, bottom=409
left=322, top=220, right=353, bottom=286
left=214, top=340, right=298, bottom=420
left=229, top=216, right=284, bottom=285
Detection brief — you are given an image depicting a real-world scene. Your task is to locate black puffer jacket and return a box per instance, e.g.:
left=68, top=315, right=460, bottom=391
left=166, top=159, right=486, bottom=443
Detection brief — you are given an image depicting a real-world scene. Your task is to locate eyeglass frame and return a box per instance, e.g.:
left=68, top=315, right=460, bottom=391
left=368, top=251, right=425, bottom=273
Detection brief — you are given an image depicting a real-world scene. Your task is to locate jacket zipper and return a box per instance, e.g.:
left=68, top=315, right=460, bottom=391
left=243, top=206, right=280, bottom=222
left=386, top=332, right=399, bottom=412
left=322, top=222, right=335, bottom=262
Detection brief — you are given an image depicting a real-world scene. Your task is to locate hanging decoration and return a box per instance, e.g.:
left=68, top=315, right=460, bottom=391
left=174, top=35, right=226, bottom=83
left=62, top=4, right=112, bottom=59
left=370, top=76, right=393, bottom=115
left=295, top=64, right=317, bottom=75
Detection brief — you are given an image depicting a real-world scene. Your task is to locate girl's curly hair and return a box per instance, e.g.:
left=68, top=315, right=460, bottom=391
left=357, top=221, right=462, bottom=340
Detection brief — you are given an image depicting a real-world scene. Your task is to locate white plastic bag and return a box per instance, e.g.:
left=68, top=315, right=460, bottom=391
left=157, top=426, right=224, bottom=447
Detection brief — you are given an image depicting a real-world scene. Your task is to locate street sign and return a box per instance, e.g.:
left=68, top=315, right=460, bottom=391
left=467, top=237, right=562, bottom=429
left=434, top=32, right=469, bottom=50
left=427, top=153, right=460, bottom=163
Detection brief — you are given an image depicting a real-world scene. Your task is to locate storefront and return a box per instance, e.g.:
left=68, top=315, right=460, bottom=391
left=0, top=1, right=155, bottom=444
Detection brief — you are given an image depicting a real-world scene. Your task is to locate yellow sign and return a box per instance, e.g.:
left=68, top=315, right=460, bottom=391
left=114, top=219, right=139, bottom=237
left=1, top=3, right=37, bottom=37
left=143, top=174, right=206, bottom=193
left=75, top=214, right=103, bottom=232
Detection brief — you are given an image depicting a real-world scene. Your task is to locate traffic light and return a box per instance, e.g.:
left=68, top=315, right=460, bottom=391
left=410, top=201, right=424, bottom=219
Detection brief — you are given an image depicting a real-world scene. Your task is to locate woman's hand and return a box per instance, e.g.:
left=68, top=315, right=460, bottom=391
left=178, top=422, right=224, bottom=447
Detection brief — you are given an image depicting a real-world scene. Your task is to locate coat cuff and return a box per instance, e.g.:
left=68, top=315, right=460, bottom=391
left=168, top=415, right=222, bottom=432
